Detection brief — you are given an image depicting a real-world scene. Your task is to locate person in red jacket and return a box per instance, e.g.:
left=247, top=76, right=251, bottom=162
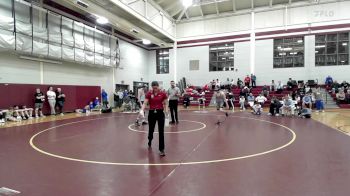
left=140, top=81, right=168, bottom=156
left=244, top=75, right=251, bottom=87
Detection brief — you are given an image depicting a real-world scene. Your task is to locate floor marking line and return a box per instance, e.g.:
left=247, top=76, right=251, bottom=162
left=128, top=120, right=206, bottom=134
left=29, top=114, right=297, bottom=166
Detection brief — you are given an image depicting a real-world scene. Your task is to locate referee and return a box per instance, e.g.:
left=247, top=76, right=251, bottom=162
left=140, top=81, right=168, bottom=156
left=167, top=81, right=181, bottom=124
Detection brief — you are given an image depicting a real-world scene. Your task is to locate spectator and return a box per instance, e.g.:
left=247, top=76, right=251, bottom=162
left=239, top=96, right=246, bottom=111
left=237, top=78, right=243, bottom=89
left=47, top=86, right=56, bottom=115
left=305, top=85, right=311, bottom=94
left=183, top=92, right=190, bottom=109
left=247, top=93, right=255, bottom=108
left=252, top=102, right=262, bottom=115
left=271, top=80, right=276, bottom=92
left=55, top=88, right=66, bottom=116
left=211, top=79, right=216, bottom=90
left=216, top=79, right=221, bottom=90
left=302, top=92, right=313, bottom=110
left=325, top=75, right=333, bottom=87
left=101, top=89, right=108, bottom=107
left=230, top=79, right=235, bottom=88
left=117, top=89, right=124, bottom=107
left=241, top=86, right=250, bottom=98
left=34, top=88, right=45, bottom=118
left=244, top=75, right=251, bottom=88
left=262, top=85, right=269, bottom=97
left=281, top=95, right=294, bottom=116
left=287, top=78, right=293, bottom=90
left=314, top=87, right=325, bottom=112
left=251, top=74, right=257, bottom=88
left=341, top=81, right=349, bottom=89
left=255, top=93, right=267, bottom=106
left=21, top=105, right=33, bottom=119
left=291, top=90, right=297, bottom=101
left=276, top=81, right=283, bottom=94
left=114, top=89, right=119, bottom=108
left=215, top=89, right=227, bottom=111
left=336, top=90, right=346, bottom=103
left=299, top=108, right=312, bottom=119
left=0, top=110, right=5, bottom=124
left=93, top=97, right=101, bottom=108
left=226, top=93, right=235, bottom=111
left=331, top=81, right=340, bottom=94
left=5, top=107, right=21, bottom=122
left=346, top=91, right=350, bottom=104
left=268, top=96, right=282, bottom=116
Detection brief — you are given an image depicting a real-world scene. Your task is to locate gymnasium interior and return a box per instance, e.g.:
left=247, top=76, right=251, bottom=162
left=1, top=0, right=350, bottom=195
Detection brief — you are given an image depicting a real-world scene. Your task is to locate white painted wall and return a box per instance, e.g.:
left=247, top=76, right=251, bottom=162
left=0, top=40, right=150, bottom=105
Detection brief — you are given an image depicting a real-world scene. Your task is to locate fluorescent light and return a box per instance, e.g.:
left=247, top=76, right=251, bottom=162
left=297, top=40, right=303, bottom=43
left=182, top=0, right=193, bottom=8
left=315, top=45, right=325, bottom=48
left=142, top=39, right=151, bottom=45
left=96, top=16, right=108, bottom=24
left=342, top=43, right=348, bottom=46
left=19, top=56, right=62, bottom=64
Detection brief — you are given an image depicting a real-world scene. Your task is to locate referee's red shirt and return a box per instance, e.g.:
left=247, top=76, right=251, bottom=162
left=146, top=91, right=168, bottom=110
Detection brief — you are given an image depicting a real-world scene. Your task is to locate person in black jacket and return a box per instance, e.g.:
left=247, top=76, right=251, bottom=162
left=55, top=88, right=66, bottom=116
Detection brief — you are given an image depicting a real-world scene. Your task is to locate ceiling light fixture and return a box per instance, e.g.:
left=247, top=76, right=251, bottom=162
left=142, top=39, right=151, bottom=45
left=96, top=16, right=108, bottom=24
left=182, top=0, right=193, bottom=8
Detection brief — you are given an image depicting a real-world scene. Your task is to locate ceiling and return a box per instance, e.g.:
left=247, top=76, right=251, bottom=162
left=153, top=0, right=313, bottom=22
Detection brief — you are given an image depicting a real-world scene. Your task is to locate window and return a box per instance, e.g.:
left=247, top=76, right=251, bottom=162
left=273, top=37, right=304, bottom=68
left=209, top=43, right=234, bottom=72
left=156, top=49, right=169, bottom=74
left=315, top=32, right=349, bottom=66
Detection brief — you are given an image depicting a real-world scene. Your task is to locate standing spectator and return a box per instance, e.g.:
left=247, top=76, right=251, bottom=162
left=276, top=81, right=283, bottom=94
left=302, top=92, right=313, bottom=110
left=167, top=81, right=181, bottom=124
left=101, top=89, right=108, bottom=107
left=55, top=88, right=66, bottom=116
left=211, top=79, right=216, bottom=90
left=239, top=96, right=246, bottom=111
left=244, top=75, right=251, bottom=88
left=138, top=85, right=146, bottom=108
left=113, top=89, right=119, bottom=108
left=331, top=81, right=340, bottom=94
left=256, top=93, right=267, bottom=106
left=247, top=93, right=255, bottom=108
left=271, top=80, right=276, bottom=92
left=216, top=79, right=221, bottom=90
left=117, top=89, right=124, bottom=108
left=325, top=75, right=333, bottom=87
left=251, top=74, right=257, bottom=88
left=237, top=78, right=243, bottom=89
left=34, top=88, right=45, bottom=118
left=47, top=86, right=56, bottom=115
left=314, top=87, right=325, bottom=112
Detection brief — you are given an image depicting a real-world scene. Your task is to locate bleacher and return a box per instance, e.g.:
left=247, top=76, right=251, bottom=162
left=178, top=90, right=214, bottom=107
left=324, top=86, right=350, bottom=109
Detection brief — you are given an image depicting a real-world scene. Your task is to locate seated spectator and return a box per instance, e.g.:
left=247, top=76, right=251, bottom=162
left=210, top=79, right=215, bottom=90
left=298, top=81, right=305, bottom=89
left=291, top=90, right=297, bottom=101
left=271, top=80, right=276, bottom=92
left=299, top=108, right=312, bottom=118
left=216, top=79, right=221, bottom=90
left=239, top=96, right=246, bottom=111
left=198, top=94, right=206, bottom=109
left=0, top=110, right=6, bottom=124
left=241, top=86, right=250, bottom=97
left=93, top=97, right=101, bottom=108
left=226, top=93, right=234, bottom=111
left=341, top=81, right=349, bottom=89
left=261, top=85, right=269, bottom=97
left=276, top=81, right=283, bottom=94
left=21, top=105, right=33, bottom=119
left=247, top=93, right=255, bottom=108
left=305, top=85, right=312, bottom=94
left=331, top=81, right=340, bottom=94
left=5, top=107, right=21, bottom=122
left=325, top=75, right=333, bottom=87
left=336, top=90, right=346, bottom=103
left=281, top=95, right=294, bottom=116
left=346, top=91, right=350, bottom=104
left=252, top=102, right=262, bottom=115
left=183, top=92, right=190, bottom=108
left=268, top=96, right=282, bottom=116
left=314, top=87, right=325, bottom=112
left=302, top=93, right=313, bottom=109
left=287, top=78, right=293, bottom=90
left=255, top=93, right=267, bottom=106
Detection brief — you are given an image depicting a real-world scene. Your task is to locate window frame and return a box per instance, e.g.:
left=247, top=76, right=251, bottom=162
left=209, top=43, right=234, bottom=72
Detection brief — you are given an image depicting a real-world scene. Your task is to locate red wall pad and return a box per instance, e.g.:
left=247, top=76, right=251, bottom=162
left=0, top=83, right=101, bottom=114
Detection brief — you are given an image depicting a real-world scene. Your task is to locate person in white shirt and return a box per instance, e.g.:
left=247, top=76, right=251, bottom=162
left=239, top=96, right=246, bottom=111
left=252, top=102, right=262, bottom=115
left=277, top=81, right=283, bottom=94
left=255, top=94, right=267, bottom=106
left=47, top=86, right=56, bottom=115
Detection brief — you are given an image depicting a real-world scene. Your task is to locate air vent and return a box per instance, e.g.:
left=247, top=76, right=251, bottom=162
left=76, top=0, right=89, bottom=8
left=130, top=29, right=139, bottom=34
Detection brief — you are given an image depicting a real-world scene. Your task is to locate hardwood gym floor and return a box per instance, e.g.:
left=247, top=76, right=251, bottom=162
left=0, top=109, right=350, bottom=196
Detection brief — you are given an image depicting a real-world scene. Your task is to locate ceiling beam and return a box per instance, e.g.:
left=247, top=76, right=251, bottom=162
left=251, top=0, right=254, bottom=9
left=155, top=0, right=166, bottom=4
left=199, top=5, right=204, bottom=16
left=127, top=0, right=141, bottom=5
left=289, top=0, right=292, bottom=4
left=215, top=2, right=219, bottom=15
left=176, top=7, right=188, bottom=21
left=232, top=0, right=236, bottom=12
left=269, top=0, right=273, bottom=7
left=170, top=6, right=183, bottom=17
left=184, top=10, right=189, bottom=19
left=164, top=1, right=179, bottom=11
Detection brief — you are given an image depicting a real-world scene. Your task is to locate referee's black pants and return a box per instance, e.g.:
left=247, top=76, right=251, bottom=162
left=169, top=100, right=178, bottom=123
left=148, top=110, right=165, bottom=151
